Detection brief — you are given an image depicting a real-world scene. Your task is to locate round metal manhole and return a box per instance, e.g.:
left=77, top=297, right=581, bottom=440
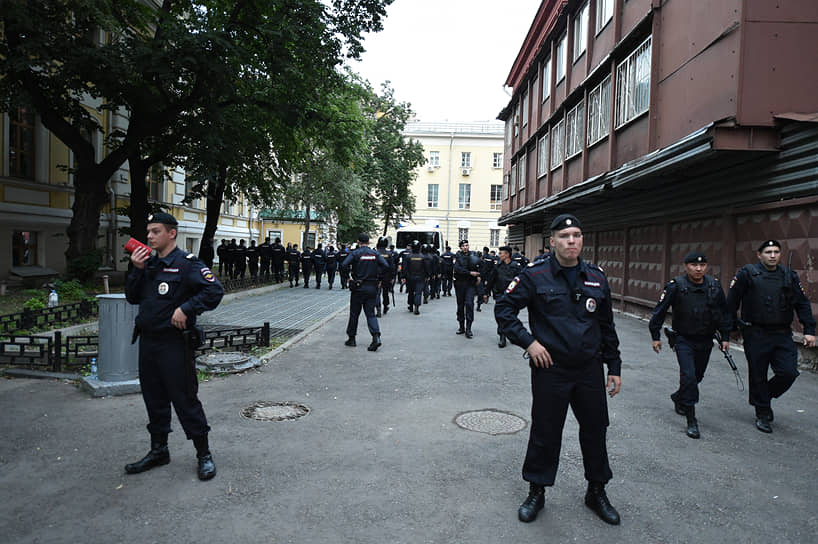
left=241, top=401, right=310, bottom=422
left=454, top=409, right=528, bottom=435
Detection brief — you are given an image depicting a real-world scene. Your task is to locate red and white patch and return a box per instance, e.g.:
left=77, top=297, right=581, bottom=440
left=586, top=298, right=597, bottom=312
left=584, top=280, right=600, bottom=287
left=360, top=255, right=376, bottom=260
left=506, top=277, right=520, bottom=294
left=659, top=291, right=666, bottom=303
left=201, top=267, right=216, bottom=283
left=730, top=276, right=737, bottom=288
left=163, top=267, right=179, bottom=273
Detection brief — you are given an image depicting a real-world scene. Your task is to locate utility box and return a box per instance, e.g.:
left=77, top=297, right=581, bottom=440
left=97, top=294, right=139, bottom=382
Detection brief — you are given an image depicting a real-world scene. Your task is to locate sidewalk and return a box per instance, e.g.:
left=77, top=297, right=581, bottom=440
left=1, top=290, right=816, bottom=544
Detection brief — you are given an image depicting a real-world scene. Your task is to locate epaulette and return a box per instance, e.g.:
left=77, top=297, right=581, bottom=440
left=527, top=255, right=550, bottom=268
left=588, top=262, right=604, bottom=273
left=186, top=253, right=196, bottom=260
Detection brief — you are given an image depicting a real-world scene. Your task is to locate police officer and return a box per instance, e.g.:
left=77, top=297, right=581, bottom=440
left=300, top=247, right=313, bottom=288
left=440, top=246, right=455, bottom=296
left=453, top=240, right=481, bottom=338
left=246, top=240, right=259, bottom=279
left=271, top=237, right=286, bottom=283
left=341, top=233, right=390, bottom=351
left=511, top=247, right=529, bottom=267
left=431, top=249, right=442, bottom=299
left=726, top=239, right=816, bottom=433
left=258, top=237, right=272, bottom=281
left=477, top=246, right=497, bottom=311
left=325, top=245, right=339, bottom=289
left=649, top=252, right=730, bottom=439
left=495, top=214, right=622, bottom=525
left=375, top=237, right=395, bottom=316
left=487, top=246, right=521, bottom=347
left=338, top=244, right=350, bottom=289
left=286, top=243, right=301, bottom=287
left=216, top=240, right=228, bottom=276
left=401, top=240, right=429, bottom=315
left=312, top=243, right=326, bottom=289
left=226, top=239, right=239, bottom=278
left=397, top=245, right=412, bottom=293
left=421, top=244, right=435, bottom=304
left=124, top=212, right=223, bottom=481
left=234, top=240, right=247, bottom=279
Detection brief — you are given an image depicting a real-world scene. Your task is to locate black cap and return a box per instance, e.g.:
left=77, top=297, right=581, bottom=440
left=459, top=239, right=469, bottom=247
left=549, top=214, right=582, bottom=231
left=147, top=212, right=178, bottom=226
left=358, top=232, right=370, bottom=243
left=758, top=239, right=781, bottom=252
left=684, top=251, right=707, bottom=264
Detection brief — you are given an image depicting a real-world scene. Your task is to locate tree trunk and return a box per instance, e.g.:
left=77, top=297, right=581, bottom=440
left=65, top=166, right=112, bottom=281
left=128, top=150, right=150, bottom=244
left=382, top=213, right=390, bottom=236
left=304, top=202, right=311, bottom=248
left=202, top=164, right=227, bottom=246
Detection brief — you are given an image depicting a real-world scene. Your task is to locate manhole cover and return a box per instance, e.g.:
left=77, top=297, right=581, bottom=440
left=454, top=409, right=527, bottom=435
left=241, top=401, right=310, bottom=421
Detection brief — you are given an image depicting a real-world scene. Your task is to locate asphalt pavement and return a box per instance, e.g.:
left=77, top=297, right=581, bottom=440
left=1, top=286, right=817, bottom=544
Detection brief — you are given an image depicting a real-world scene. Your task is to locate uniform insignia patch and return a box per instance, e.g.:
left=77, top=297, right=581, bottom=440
left=527, top=262, right=535, bottom=267
left=659, top=291, right=666, bottom=302
left=158, top=282, right=169, bottom=295
left=506, top=277, right=520, bottom=293
left=585, top=298, right=597, bottom=312
left=730, top=276, right=737, bottom=288
left=201, top=268, right=216, bottom=283
left=163, top=267, right=179, bottom=273
left=186, top=253, right=196, bottom=259
left=584, top=281, right=600, bottom=287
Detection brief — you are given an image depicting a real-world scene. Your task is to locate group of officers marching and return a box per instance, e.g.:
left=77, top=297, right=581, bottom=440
left=125, top=212, right=815, bottom=530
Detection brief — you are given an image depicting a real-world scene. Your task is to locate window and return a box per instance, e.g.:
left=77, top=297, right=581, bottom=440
left=556, top=34, right=567, bottom=82
left=518, top=152, right=527, bottom=190
left=542, top=56, right=551, bottom=101
left=303, top=231, right=316, bottom=249
left=537, top=133, right=549, bottom=177
left=505, top=119, right=512, bottom=145
left=573, top=3, right=589, bottom=61
left=492, top=152, right=503, bottom=169
left=596, top=0, right=614, bottom=33
left=510, top=163, right=517, bottom=196
left=522, top=90, right=529, bottom=127
left=461, top=152, right=472, bottom=168
left=427, top=184, right=439, bottom=208
left=615, top=36, right=652, bottom=128
left=9, top=107, right=35, bottom=179
left=223, top=200, right=232, bottom=215
left=514, top=102, right=520, bottom=136
left=147, top=165, right=163, bottom=201
left=565, top=100, right=585, bottom=159
left=12, top=231, right=38, bottom=266
left=587, top=75, right=612, bottom=146
left=458, top=228, right=469, bottom=242
left=503, top=174, right=510, bottom=199
left=429, top=150, right=440, bottom=167
left=186, top=238, right=198, bottom=255
left=490, top=229, right=500, bottom=247
left=550, top=119, right=565, bottom=170
left=458, top=183, right=471, bottom=209
left=490, top=185, right=502, bottom=210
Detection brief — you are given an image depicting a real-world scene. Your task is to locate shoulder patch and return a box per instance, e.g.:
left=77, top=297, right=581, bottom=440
left=527, top=262, right=535, bottom=267
left=506, top=276, right=520, bottom=293
left=201, top=267, right=216, bottom=283
left=186, top=253, right=196, bottom=259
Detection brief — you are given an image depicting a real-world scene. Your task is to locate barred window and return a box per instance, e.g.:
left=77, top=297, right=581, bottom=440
left=565, top=100, right=585, bottom=159
left=587, top=75, right=611, bottom=146
left=615, top=36, right=652, bottom=128
left=458, top=228, right=469, bottom=242
left=537, top=133, right=549, bottom=178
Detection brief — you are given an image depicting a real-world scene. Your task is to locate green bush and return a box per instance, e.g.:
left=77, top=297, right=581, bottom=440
left=55, top=279, right=86, bottom=301
left=23, top=297, right=46, bottom=311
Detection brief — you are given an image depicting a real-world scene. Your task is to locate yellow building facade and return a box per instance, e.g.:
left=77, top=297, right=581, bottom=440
left=385, top=122, right=506, bottom=251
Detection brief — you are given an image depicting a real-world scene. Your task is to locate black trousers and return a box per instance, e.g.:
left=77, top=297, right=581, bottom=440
left=378, top=280, right=392, bottom=310
left=743, top=328, right=799, bottom=408
left=302, top=265, right=312, bottom=287
left=340, top=269, right=349, bottom=288
left=454, top=280, right=475, bottom=323
left=442, top=274, right=453, bottom=294
left=273, top=260, right=284, bottom=282
left=326, top=266, right=337, bottom=288
left=260, top=259, right=271, bottom=280
left=288, top=262, right=299, bottom=284
left=406, top=277, right=424, bottom=308
left=347, top=283, right=380, bottom=337
left=673, top=335, right=713, bottom=406
left=248, top=262, right=258, bottom=278
left=138, top=333, right=209, bottom=439
left=313, top=265, right=325, bottom=287
left=523, top=360, right=612, bottom=486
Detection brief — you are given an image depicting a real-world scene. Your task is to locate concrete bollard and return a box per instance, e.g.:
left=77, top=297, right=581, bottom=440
left=103, top=275, right=110, bottom=294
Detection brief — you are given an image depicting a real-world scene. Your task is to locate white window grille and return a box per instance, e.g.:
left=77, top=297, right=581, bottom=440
left=458, top=228, right=469, bottom=242
left=493, top=152, right=503, bottom=168
left=565, top=100, right=585, bottom=159
left=587, top=75, right=611, bottom=146
left=596, top=0, right=614, bottom=34
left=490, top=185, right=502, bottom=211
left=522, top=90, right=529, bottom=127
left=490, top=229, right=500, bottom=247
left=550, top=118, right=565, bottom=170
left=573, top=3, right=589, bottom=61
left=615, top=36, right=652, bottom=128
left=428, top=150, right=440, bottom=167
left=537, top=133, right=549, bottom=178
left=461, top=152, right=472, bottom=168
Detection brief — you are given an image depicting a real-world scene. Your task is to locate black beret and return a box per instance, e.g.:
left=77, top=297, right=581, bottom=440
left=358, top=232, right=370, bottom=243
left=459, top=239, right=469, bottom=246
left=147, top=212, right=178, bottom=226
left=684, top=251, right=707, bottom=264
left=758, top=239, right=781, bottom=252
left=549, top=213, right=582, bottom=231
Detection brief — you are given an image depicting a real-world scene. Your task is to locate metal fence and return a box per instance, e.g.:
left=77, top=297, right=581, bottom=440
left=0, top=323, right=271, bottom=373
left=0, top=300, right=98, bottom=335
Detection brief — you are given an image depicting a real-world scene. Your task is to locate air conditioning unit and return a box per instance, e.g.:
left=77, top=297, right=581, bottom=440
left=461, top=167, right=471, bottom=176
left=427, top=165, right=435, bottom=172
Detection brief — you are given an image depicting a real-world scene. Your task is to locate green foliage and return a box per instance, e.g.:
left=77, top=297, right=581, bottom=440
left=114, top=202, right=168, bottom=238
left=67, top=249, right=103, bottom=282
left=23, top=297, right=45, bottom=311
left=54, top=279, right=86, bottom=301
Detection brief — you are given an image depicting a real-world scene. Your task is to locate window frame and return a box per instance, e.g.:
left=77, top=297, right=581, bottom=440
left=510, top=163, right=517, bottom=196
left=550, top=118, right=565, bottom=171
left=461, top=152, right=472, bottom=168
left=565, top=99, right=586, bottom=159
left=556, top=33, right=567, bottom=83
left=522, top=89, right=529, bottom=127
left=490, top=185, right=503, bottom=211
left=458, top=228, right=469, bottom=243
left=615, top=36, right=652, bottom=129
left=542, top=56, right=552, bottom=102
left=573, top=2, right=589, bottom=62
left=596, top=0, right=614, bottom=35
left=537, top=132, right=549, bottom=178
left=587, top=75, right=612, bottom=146
left=489, top=229, right=500, bottom=247
left=518, top=152, right=527, bottom=191
left=427, top=183, right=439, bottom=208
left=8, top=107, right=36, bottom=180
left=492, top=152, right=503, bottom=169
left=428, top=150, right=440, bottom=168
left=458, top=183, right=471, bottom=210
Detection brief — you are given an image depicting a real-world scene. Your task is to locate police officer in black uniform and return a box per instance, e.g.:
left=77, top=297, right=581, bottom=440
left=216, top=240, right=228, bottom=276
left=477, top=246, right=497, bottom=311
left=649, top=251, right=730, bottom=439
left=397, top=245, right=412, bottom=293
left=338, top=244, right=350, bottom=289
left=401, top=240, right=429, bottom=315
left=421, top=244, right=435, bottom=304
left=300, top=247, right=313, bottom=288
left=325, top=245, right=339, bottom=289
left=341, top=233, right=390, bottom=351
left=375, top=237, right=395, bottom=316
left=246, top=240, right=259, bottom=279
left=286, top=243, right=301, bottom=287
left=312, top=243, right=326, bottom=289
left=124, top=212, right=223, bottom=481
left=453, top=240, right=481, bottom=338
left=495, top=214, right=622, bottom=525
left=226, top=239, right=238, bottom=278
left=726, top=239, right=816, bottom=433
left=487, top=246, right=520, bottom=347
left=271, top=237, right=286, bottom=283
left=234, top=240, right=247, bottom=279
left=258, top=238, right=271, bottom=280
left=440, top=246, right=455, bottom=296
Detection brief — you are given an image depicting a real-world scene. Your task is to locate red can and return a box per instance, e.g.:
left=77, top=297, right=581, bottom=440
left=124, top=237, right=152, bottom=254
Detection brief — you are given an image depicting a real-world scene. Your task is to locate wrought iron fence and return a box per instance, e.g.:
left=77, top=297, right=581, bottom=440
left=0, top=300, right=98, bottom=335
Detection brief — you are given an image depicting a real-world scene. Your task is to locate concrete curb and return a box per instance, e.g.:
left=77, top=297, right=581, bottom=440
left=0, top=368, right=83, bottom=380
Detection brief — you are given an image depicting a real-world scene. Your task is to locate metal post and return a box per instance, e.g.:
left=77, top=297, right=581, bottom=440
left=53, top=331, right=61, bottom=372
left=263, top=322, right=270, bottom=347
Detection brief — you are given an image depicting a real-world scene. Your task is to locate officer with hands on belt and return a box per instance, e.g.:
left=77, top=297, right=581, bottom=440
left=124, top=212, right=223, bottom=481
left=286, top=243, right=301, bottom=287
left=648, top=251, right=730, bottom=439
left=440, top=245, right=455, bottom=296
left=495, top=213, right=622, bottom=526
left=453, top=240, right=481, bottom=338
left=487, top=245, right=521, bottom=348
left=726, top=239, right=816, bottom=433
left=341, top=233, right=390, bottom=351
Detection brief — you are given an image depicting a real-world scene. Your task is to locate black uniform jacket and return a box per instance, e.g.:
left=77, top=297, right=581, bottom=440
left=341, top=246, right=389, bottom=281
left=494, top=255, right=622, bottom=375
left=126, top=247, right=224, bottom=334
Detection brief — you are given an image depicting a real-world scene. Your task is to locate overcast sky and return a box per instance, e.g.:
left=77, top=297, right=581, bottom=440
left=350, top=0, right=542, bottom=123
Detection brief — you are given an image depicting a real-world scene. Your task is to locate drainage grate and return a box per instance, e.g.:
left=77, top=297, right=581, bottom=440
left=241, top=401, right=310, bottom=422
left=454, top=409, right=527, bottom=435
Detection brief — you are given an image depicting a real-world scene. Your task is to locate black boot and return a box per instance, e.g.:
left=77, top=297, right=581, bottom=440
left=423, top=295, right=428, bottom=304
left=456, top=321, right=465, bottom=335
left=193, top=434, right=216, bottom=481
left=685, top=406, right=700, bottom=439
left=367, top=334, right=382, bottom=352
left=345, top=336, right=356, bottom=347
left=498, top=334, right=507, bottom=348
left=383, top=305, right=389, bottom=315
left=125, top=435, right=170, bottom=474
left=584, top=482, right=620, bottom=525
left=518, top=483, right=545, bottom=523
left=414, top=305, right=420, bottom=315
left=671, top=392, right=685, bottom=416
left=465, top=322, right=473, bottom=339
left=755, top=407, right=773, bottom=433
left=376, top=307, right=382, bottom=317
left=476, top=304, right=482, bottom=312
left=408, top=304, right=414, bottom=312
